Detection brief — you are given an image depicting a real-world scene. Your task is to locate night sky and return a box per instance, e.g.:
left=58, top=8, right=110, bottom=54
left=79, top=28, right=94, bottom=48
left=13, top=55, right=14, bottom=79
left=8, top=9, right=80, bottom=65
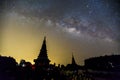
left=0, top=0, right=120, bottom=65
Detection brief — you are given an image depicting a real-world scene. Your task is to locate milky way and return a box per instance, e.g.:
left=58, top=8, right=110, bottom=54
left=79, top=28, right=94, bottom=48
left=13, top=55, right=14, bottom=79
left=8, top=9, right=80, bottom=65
left=2, top=0, right=119, bottom=41
left=0, top=0, right=120, bottom=64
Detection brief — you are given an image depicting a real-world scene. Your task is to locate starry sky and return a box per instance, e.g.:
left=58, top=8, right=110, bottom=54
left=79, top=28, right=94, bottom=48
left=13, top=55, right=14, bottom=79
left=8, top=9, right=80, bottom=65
left=0, top=0, right=120, bottom=65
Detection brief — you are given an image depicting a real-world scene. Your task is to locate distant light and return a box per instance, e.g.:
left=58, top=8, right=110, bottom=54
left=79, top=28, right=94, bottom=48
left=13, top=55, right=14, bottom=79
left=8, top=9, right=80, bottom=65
left=22, top=64, right=26, bottom=67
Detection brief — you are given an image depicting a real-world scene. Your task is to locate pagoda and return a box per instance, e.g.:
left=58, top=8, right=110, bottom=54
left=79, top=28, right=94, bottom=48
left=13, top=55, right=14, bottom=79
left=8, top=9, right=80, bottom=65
left=66, top=53, right=78, bottom=71
left=72, top=54, right=77, bottom=65
left=34, top=37, right=50, bottom=67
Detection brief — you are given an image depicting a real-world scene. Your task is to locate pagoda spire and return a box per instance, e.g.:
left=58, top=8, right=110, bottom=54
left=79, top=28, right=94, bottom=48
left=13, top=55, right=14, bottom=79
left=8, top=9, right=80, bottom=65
left=34, top=36, right=50, bottom=66
left=72, top=53, right=76, bottom=65
left=38, top=36, right=47, bottom=58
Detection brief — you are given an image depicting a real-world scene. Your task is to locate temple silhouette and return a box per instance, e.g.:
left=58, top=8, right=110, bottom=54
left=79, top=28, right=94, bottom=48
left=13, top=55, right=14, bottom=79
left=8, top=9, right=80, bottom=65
left=72, top=54, right=77, bottom=65
left=34, top=37, right=50, bottom=68
left=0, top=37, right=120, bottom=80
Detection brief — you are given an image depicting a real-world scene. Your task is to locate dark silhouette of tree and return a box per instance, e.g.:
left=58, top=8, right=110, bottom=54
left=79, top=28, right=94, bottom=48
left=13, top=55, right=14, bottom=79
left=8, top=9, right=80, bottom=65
left=0, top=56, right=17, bottom=80
left=85, top=55, right=120, bottom=71
left=17, top=59, right=33, bottom=80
